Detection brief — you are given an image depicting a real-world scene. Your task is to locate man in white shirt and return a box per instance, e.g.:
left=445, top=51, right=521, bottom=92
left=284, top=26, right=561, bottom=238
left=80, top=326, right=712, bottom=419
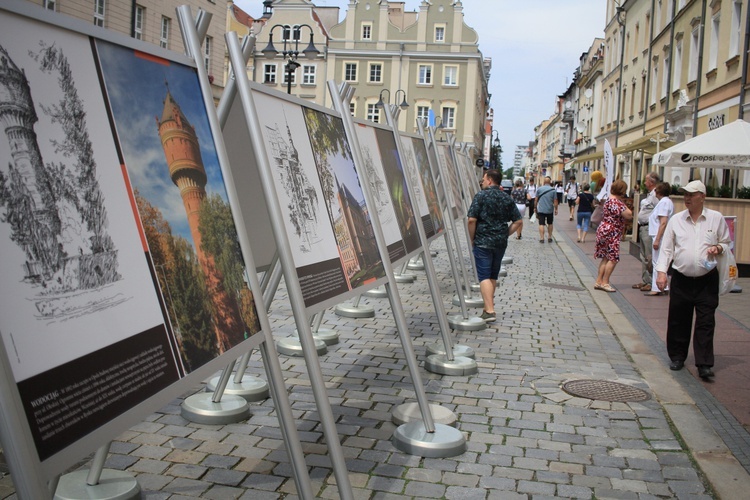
left=655, top=180, right=730, bottom=379
left=632, top=172, right=660, bottom=292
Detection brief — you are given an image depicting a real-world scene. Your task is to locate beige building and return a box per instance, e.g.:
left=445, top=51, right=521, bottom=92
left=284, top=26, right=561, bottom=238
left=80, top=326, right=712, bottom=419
left=245, top=0, right=490, bottom=161
left=27, top=0, right=230, bottom=100
left=562, top=0, right=749, bottom=193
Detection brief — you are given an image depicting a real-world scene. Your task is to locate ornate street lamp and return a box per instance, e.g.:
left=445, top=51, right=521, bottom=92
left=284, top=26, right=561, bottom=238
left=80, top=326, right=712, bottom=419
left=262, top=24, right=320, bottom=94
left=375, top=88, right=409, bottom=110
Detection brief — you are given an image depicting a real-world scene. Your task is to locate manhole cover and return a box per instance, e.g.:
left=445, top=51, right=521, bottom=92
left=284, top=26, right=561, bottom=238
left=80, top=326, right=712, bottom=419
left=562, top=379, right=650, bottom=402
left=542, top=283, right=585, bottom=292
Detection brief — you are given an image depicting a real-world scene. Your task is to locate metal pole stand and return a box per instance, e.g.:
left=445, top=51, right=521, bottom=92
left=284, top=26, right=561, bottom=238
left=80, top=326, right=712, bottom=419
left=393, top=402, right=457, bottom=426
left=306, top=310, right=339, bottom=345
left=334, top=294, right=375, bottom=318
left=364, top=285, right=388, bottom=298
left=406, top=253, right=425, bottom=271
left=394, top=260, right=417, bottom=283
left=205, top=351, right=270, bottom=402
left=54, top=443, right=139, bottom=500
left=182, top=359, right=251, bottom=424
left=276, top=334, right=327, bottom=357
left=502, top=256, right=513, bottom=265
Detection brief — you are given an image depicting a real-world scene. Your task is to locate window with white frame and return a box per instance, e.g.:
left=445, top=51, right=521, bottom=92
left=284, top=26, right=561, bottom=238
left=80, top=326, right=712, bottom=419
left=416, top=105, right=430, bottom=128
left=441, top=106, right=455, bottom=129
left=264, top=64, right=277, bottom=84
left=443, top=65, right=458, bottom=86
left=302, top=65, right=316, bottom=85
left=361, top=22, right=372, bottom=40
left=367, top=103, right=380, bottom=123
left=94, top=0, right=105, bottom=27
left=661, top=52, right=669, bottom=99
left=368, top=63, right=382, bottom=83
left=434, top=24, right=446, bottom=43
left=418, top=64, right=432, bottom=85
left=284, top=67, right=297, bottom=85
left=688, top=27, right=699, bottom=81
left=349, top=101, right=356, bottom=116
left=134, top=5, right=144, bottom=40
left=160, top=17, right=170, bottom=49
left=44, top=0, right=55, bottom=10
left=204, top=36, right=212, bottom=73
left=344, top=62, right=358, bottom=82
left=651, top=64, right=658, bottom=105
left=673, top=40, right=682, bottom=92
left=730, top=1, right=742, bottom=58
left=708, top=14, right=719, bottom=70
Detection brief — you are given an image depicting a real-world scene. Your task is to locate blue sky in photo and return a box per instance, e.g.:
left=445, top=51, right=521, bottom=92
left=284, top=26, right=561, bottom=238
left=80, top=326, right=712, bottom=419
left=96, top=41, right=229, bottom=247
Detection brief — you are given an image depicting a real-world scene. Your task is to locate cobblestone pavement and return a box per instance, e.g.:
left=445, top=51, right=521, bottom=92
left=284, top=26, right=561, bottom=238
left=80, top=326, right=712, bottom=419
left=0, top=232, right=737, bottom=499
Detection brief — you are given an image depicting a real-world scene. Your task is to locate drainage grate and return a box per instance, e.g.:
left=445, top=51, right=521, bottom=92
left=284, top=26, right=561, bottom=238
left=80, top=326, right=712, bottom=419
left=542, top=283, right=585, bottom=292
left=562, top=379, right=651, bottom=402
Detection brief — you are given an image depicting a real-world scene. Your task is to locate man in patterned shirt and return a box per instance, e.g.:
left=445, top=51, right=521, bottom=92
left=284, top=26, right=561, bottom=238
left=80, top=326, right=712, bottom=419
left=467, top=169, right=523, bottom=322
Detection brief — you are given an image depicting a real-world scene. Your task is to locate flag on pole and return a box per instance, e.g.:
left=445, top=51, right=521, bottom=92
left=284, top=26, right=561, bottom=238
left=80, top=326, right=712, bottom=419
left=598, top=139, right=614, bottom=201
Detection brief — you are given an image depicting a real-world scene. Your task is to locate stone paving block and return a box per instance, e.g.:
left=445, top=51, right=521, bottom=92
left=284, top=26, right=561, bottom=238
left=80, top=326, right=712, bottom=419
left=164, top=449, right=207, bottom=465
left=403, top=480, right=446, bottom=498
left=202, top=484, right=245, bottom=499
left=557, top=484, right=594, bottom=498
left=366, top=475, right=405, bottom=493
left=517, top=479, right=556, bottom=495
left=241, top=473, right=285, bottom=491
left=201, top=454, right=241, bottom=469
left=129, top=458, right=170, bottom=474
left=134, top=472, right=173, bottom=491
left=162, top=477, right=211, bottom=497
left=202, top=468, right=246, bottom=487
left=168, top=463, right=207, bottom=479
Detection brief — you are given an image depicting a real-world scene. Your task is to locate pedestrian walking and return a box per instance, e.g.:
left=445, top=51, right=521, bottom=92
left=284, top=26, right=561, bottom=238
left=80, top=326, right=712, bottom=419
left=566, top=176, right=580, bottom=221
left=535, top=176, right=558, bottom=243
left=526, top=181, right=537, bottom=221
left=632, top=172, right=660, bottom=292
left=575, top=183, right=595, bottom=243
left=594, top=180, right=633, bottom=292
left=645, top=182, right=673, bottom=296
left=511, top=179, right=527, bottom=239
left=655, top=180, right=731, bottom=379
left=467, top=169, right=523, bottom=323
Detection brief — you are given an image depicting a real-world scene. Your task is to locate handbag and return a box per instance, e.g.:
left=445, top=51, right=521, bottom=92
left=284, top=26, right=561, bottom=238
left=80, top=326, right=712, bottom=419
left=590, top=205, right=603, bottom=226
left=717, top=249, right=739, bottom=295
left=529, top=212, right=537, bottom=223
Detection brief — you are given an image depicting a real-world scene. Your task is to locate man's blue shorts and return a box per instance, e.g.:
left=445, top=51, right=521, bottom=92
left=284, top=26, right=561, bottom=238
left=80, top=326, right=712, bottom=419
left=473, top=244, right=507, bottom=281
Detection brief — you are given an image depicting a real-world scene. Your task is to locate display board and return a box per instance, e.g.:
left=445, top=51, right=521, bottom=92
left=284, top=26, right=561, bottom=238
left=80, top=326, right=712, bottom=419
left=0, top=4, right=262, bottom=476
left=400, top=134, right=444, bottom=241
left=438, top=143, right=467, bottom=220
left=249, top=90, right=386, bottom=309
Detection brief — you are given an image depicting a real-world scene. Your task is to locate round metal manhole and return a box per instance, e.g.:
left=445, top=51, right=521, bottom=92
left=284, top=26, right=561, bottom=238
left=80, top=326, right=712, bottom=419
left=562, top=379, right=650, bottom=402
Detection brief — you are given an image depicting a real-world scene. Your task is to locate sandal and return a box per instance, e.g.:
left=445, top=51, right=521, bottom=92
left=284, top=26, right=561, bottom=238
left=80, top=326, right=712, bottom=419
left=594, top=283, right=604, bottom=290
left=599, top=284, right=616, bottom=293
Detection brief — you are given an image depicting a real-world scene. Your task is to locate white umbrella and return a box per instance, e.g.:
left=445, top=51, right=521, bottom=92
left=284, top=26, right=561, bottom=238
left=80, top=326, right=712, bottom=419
left=653, top=119, right=750, bottom=169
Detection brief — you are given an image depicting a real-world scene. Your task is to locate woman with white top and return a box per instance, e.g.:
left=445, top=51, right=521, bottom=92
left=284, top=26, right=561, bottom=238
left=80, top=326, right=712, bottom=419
left=646, top=182, right=674, bottom=296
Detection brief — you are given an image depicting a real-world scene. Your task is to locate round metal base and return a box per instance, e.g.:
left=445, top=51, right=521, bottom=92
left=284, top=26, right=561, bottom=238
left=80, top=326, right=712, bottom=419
left=425, top=342, right=476, bottom=359
left=364, top=286, right=388, bottom=298
left=447, top=314, right=486, bottom=331
left=276, top=337, right=327, bottom=357
left=461, top=282, right=481, bottom=292
left=394, top=273, right=416, bottom=283
left=392, top=403, right=457, bottom=426
left=425, top=354, right=478, bottom=376
left=498, top=267, right=508, bottom=277
left=452, top=294, right=484, bottom=308
left=431, top=251, right=438, bottom=257
left=181, top=393, right=249, bottom=425
left=205, top=375, right=269, bottom=402
left=407, top=257, right=425, bottom=271
left=335, top=303, right=375, bottom=318
left=296, top=327, right=340, bottom=346
left=54, top=470, right=140, bottom=500
left=502, top=256, right=513, bottom=265
left=391, top=421, right=467, bottom=458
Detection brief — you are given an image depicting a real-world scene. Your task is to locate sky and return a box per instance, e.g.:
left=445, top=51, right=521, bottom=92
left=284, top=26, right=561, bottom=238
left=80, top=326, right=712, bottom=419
left=235, top=0, right=607, bottom=169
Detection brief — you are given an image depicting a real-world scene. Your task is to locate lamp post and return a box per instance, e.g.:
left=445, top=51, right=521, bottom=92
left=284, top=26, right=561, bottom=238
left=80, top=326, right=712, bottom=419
left=376, top=89, right=409, bottom=110
left=262, top=24, right=320, bottom=94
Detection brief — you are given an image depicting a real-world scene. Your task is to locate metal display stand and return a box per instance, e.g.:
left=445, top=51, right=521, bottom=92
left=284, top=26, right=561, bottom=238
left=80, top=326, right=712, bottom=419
left=227, top=34, right=357, bottom=497
left=407, top=253, right=425, bottom=270
left=330, top=82, right=466, bottom=457
left=179, top=19, right=316, bottom=498
left=379, top=110, right=477, bottom=378
left=334, top=294, right=376, bottom=318
left=424, top=127, right=486, bottom=332
left=54, top=444, right=139, bottom=500
left=364, top=285, right=388, bottom=298
left=394, top=260, right=418, bottom=283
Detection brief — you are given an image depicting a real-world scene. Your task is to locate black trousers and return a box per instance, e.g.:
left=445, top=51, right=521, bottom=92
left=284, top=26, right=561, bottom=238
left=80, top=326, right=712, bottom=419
left=666, top=269, right=719, bottom=367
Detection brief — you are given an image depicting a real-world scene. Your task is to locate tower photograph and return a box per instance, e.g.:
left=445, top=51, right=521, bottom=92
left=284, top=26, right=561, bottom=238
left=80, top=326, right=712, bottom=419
left=96, top=41, right=260, bottom=371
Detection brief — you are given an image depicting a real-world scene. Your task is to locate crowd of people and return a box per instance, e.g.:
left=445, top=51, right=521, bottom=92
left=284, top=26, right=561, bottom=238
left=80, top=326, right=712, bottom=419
left=468, top=170, right=732, bottom=382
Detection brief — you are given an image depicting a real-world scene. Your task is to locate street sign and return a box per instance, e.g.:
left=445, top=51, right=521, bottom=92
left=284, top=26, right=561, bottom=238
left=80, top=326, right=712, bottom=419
left=475, top=158, right=485, bottom=167
left=583, top=166, right=589, bottom=172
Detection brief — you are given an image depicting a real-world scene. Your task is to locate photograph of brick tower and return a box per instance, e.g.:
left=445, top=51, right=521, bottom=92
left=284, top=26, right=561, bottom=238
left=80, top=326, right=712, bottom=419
left=95, top=41, right=259, bottom=370
left=157, top=89, right=246, bottom=355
